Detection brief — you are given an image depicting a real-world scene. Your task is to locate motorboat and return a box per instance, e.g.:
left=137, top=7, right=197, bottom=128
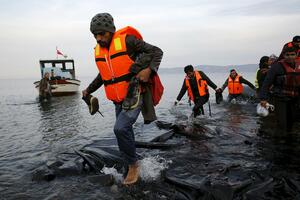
left=34, top=59, right=80, bottom=96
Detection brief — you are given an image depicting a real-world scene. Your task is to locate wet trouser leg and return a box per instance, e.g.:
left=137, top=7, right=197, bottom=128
left=114, top=97, right=142, bottom=165
left=227, top=94, right=240, bottom=102
left=193, top=96, right=209, bottom=117
left=274, top=98, right=297, bottom=131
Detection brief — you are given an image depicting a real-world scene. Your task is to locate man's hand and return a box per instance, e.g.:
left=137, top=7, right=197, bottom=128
left=82, top=89, right=89, bottom=97
left=215, top=88, right=223, bottom=93
left=174, top=100, right=179, bottom=106
left=260, top=100, right=268, bottom=108
left=136, top=67, right=151, bottom=82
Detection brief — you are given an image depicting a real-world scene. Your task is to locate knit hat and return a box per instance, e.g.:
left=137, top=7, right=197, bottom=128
left=184, top=65, right=194, bottom=73
left=90, top=13, right=116, bottom=34
left=269, top=54, right=278, bottom=60
left=292, top=35, right=300, bottom=43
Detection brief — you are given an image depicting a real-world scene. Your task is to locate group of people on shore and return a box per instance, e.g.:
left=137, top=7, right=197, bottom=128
left=38, top=12, right=299, bottom=185
left=258, top=36, right=300, bottom=131
left=174, top=35, right=300, bottom=132
left=174, top=65, right=256, bottom=117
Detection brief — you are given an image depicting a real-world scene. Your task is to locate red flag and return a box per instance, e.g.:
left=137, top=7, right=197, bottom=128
left=56, top=49, right=64, bottom=56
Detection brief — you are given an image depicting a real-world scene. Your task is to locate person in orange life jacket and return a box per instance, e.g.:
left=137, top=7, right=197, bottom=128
left=174, top=65, right=222, bottom=117
left=221, top=69, right=256, bottom=102
left=278, top=36, right=300, bottom=61
left=82, top=13, right=163, bottom=185
left=259, top=47, right=300, bottom=131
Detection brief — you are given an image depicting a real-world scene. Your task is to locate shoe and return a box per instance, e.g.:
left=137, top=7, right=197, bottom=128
left=82, top=94, right=99, bottom=115
left=215, top=92, right=223, bottom=104
left=123, top=162, right=140, bottom=185
left=122, top=77, right=141, bottom=110
left=90, top=96, right=99, bottom=115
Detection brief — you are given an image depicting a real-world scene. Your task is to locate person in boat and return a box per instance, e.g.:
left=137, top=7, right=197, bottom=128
left=278, top=36, right=300, bottom=61
left=50, top=69, right=55, bottom=80
left=82, top=13, right=163, bottom=185
left=174, top=65, right=222, bottom=117
left=255, top=56, right=271, bottom=94
left=39, top=72, right=51, bottom=101
left=259, top=47, right=300, bottom=131
left=221, top=69, right=256, bottom=102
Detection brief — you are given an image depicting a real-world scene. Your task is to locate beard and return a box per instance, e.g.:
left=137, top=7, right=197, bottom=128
left=98, top=40, right=109, bottom=48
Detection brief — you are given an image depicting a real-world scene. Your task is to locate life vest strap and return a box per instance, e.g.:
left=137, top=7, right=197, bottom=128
left=95, top=51, right=128, bottom=63
left=95, top=58, right=106, bottom=62
left=103, top=73, right=132, bottom=86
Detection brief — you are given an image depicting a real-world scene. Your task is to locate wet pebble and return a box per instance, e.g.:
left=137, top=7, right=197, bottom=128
left=244, top=140, right=253, bottom=145
left=111, top=184, right=119, bottom=193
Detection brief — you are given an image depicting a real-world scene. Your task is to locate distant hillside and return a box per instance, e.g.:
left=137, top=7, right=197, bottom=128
left=159, top=64, right=257, bottom=74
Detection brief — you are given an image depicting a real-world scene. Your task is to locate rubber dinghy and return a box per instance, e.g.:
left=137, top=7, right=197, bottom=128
left=75, top=147, right=126, bottom=172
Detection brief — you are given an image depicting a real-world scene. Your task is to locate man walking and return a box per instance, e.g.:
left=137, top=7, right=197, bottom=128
left=175, top=65, right=221, bottom=117
left=221, top=69, right=256, bottom=102
left=82, top=13, right=163, bottom=185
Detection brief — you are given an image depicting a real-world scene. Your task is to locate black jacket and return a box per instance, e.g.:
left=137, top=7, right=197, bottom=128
left=176, top=71, right=217, bottom=101
left=86, top=35, right=163, bottom=93
left=256, top=68, right=269, bottom=91
left=259, top=61, right=298, bottom=100
left=86, top=34, right=163, bottom=122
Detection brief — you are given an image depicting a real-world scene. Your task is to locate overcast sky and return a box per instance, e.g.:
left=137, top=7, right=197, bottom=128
left=0, top=0, right=299, bottom=79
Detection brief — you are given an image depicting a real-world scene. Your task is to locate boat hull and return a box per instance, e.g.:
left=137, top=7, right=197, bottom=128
left=34, top=79, right=81, bottom=96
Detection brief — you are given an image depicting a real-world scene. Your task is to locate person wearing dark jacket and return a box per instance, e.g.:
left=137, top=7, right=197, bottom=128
left=221, top=69, right=256, bottom=102
left=278, top=35, right=300, bottom=61
left=39, top=72, right=51, bottom=101
left=255, top=56, right=270, bottom=93
left=259, top=47, right=300, bottom=131
left=174, top=65, right=221, bottom=117
left=82, top=13, right=163, bottom=185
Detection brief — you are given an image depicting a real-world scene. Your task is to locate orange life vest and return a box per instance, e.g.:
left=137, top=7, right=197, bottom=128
left=228, top=75, right=243, bottom=95
left=277, top=60, right=300, bottom=97
left=287, top=42, right=300, bottom=61
left=185, top=71, right=208, bottom=102
left=94, top=26, right=142, bottom=102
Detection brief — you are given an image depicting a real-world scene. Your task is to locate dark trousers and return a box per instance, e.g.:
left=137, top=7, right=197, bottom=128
left=227, top=94, right=242, bottom=102
left=274, top=97, right=298, bottom=131
left=113, top=98, right=142, bottom=165
left=39, top=93, right=51, bottom=101
left=193, top=95, right=209, bottom=117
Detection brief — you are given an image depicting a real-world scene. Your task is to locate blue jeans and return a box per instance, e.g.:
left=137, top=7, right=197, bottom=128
left=113, top=98, right=142, bottom=165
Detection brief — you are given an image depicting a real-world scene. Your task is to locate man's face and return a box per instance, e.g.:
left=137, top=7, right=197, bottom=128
left=44, top=73, right=50, bottom=79
left=230, top=70, right=237, bottom=78
left=94, top=31, right=112, bottom=48
left=186, top=71, right=194, bottom=79
left=284, top=51, right=297, bottom=64
left=293, top=41, right=300, bottom=48
left=268, top=58, right=274, bottom=66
